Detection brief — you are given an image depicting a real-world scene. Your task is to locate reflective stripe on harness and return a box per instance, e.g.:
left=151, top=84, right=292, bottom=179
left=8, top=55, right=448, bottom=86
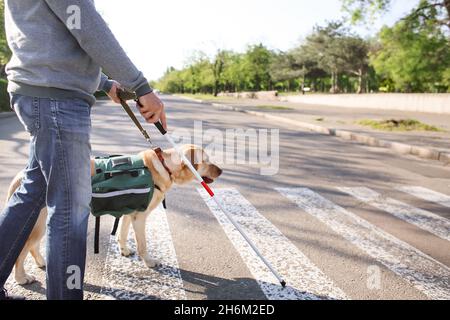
left=91, top=188, right=152, bottom=198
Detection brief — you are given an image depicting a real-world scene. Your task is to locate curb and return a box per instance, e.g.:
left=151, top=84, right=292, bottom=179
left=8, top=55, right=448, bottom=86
left=178, top=96, right=450, bottom=165
left=0, top=112, right=15, bottom=119
left=174, top=95, right=205, bottom=104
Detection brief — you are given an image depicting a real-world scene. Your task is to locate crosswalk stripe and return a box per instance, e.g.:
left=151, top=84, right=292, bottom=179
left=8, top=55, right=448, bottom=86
left=338, top=187, right=450, bottom=242
left=397, top=186, right=450, bottom=209
left=198, top=188, right=348, bottom=300
left=99, top=205, right=186, bottom=300
left=277, top=187, right=450, bottom=300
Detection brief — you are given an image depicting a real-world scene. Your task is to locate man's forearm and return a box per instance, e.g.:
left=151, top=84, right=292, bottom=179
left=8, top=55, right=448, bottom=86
left=44, top=0, right=152, bottom=97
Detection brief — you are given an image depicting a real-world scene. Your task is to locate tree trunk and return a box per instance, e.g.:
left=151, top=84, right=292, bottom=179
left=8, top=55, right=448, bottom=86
left=0, top=64, right=6, bottom=78
left=330, top=72, right=334, bottom=93
left=301, top=74, right=306, bottom=94
left=330, top=71, right=339, bottom=94
left=356, top=69, right=366, bottom=94
left=213, top=80, right=219, bottom=97
left=334, top=72, right=338, bottom=93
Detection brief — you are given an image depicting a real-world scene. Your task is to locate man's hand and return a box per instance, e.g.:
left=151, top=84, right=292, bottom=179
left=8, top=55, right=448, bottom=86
left=138, top=92, right=167, bottom=130
left=106, top=81, right=123, bottom=104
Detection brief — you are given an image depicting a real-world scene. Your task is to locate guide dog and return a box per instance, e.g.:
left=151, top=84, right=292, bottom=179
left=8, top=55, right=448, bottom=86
left=5, top=145, right=222, bottom=285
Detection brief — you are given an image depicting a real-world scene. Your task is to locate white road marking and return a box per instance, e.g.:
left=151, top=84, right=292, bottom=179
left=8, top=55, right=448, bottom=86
left=99, top=205, right=186, bottom=300
left=338, top=187, right=450, bottom=242
left=277, top=188, right=450, bottom=300
left=397, top=186, right=450, bottom=209
left=198, top=188, right=348, bottom=300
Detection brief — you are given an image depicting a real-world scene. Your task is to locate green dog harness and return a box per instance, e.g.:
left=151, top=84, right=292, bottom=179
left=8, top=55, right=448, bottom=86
left=90, top=155, right=156, bottom=254
left=91, top=155, right=154, bottom=218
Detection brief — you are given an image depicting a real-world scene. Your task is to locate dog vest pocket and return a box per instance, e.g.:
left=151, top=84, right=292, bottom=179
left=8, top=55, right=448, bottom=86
left=90, top=155, right=154, bottom=218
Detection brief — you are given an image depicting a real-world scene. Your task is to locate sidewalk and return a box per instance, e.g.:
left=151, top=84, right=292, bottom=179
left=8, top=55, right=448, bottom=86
left=177, top=95, right=450, bottom=164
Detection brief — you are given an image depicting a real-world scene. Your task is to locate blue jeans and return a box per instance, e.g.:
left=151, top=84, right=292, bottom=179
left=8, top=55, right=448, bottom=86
left=0, top=94, right=92, bottom=300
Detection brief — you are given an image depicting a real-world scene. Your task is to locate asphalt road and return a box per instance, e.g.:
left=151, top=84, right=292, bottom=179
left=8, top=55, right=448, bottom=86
left=0, top=95, right=449, bottom=300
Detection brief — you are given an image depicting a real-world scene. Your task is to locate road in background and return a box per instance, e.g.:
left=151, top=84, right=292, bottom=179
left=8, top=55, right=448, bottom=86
left=184, top=95, right=450, bottom=154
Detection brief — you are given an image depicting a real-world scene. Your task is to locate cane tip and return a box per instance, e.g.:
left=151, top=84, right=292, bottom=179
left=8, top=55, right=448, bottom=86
left=280, top=280, right=287, bottom=288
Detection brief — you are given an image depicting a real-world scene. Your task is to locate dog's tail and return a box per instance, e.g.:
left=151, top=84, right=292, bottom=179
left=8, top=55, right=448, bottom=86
left=5, top=171, right=25, bottom=204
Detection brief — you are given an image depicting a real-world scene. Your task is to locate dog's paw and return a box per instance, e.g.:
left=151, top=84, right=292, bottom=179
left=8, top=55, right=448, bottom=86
left=144, top=256, right=160, bottom=269
left=15, top=273, right=36, bottom=285
left=120, top=247, right=133, bottom=257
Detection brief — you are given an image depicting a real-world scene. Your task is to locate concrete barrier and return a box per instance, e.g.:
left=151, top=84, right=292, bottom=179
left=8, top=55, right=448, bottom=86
left=218, top=91, right=278, bottom=101
left=279, top=93, right=450, bottom=114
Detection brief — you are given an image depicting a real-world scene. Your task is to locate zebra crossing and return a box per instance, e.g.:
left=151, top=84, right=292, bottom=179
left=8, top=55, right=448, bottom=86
left=277, top=188, right=450, bottom=300
left=396, top=186, right=450, bottom=209
left=338, top=187, right=450, bottom=242
left=7, top=185, right=450, bottom=300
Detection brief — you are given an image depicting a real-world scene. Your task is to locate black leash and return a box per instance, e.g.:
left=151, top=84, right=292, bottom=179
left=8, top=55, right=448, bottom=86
left=117, top=89, right=154, bottom=145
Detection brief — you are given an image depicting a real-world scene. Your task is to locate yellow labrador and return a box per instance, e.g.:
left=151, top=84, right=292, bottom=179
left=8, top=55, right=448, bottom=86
left=5, top=145, right=222, bottom=285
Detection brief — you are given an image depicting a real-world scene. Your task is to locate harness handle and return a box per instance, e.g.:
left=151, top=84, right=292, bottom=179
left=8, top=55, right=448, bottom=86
left=105, top=170, right=140, bottom=180
left=154, top=121, right=167, bottom=136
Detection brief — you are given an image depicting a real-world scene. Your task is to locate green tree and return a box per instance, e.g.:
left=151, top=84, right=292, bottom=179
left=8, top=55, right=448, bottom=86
left=180, top=52, right=214, bottom=94
left=370, top=7, right=450, bottom=92
left=336, top=36, right=370, bottom=93
left=269, top=51, right=304, bottom=91
left=342, top=0, right=450, bottom=30
left=283, top=22, right=372, bottom=93
left=212, top=50, right=225, bottom=96
left=302, top=22, right=350, bottom=93
left=222, top=53, right=246, bottom=92
left=211, top=50, right=236, bottom=96
left=242, top=44, right=274, bottom=91
left=157, top=67, right=183, bottom=93
left=270, top=46, right=329, bottom=93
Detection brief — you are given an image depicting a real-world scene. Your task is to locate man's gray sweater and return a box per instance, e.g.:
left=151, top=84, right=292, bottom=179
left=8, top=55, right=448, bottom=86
left=5, top=0, right=152, bottom=105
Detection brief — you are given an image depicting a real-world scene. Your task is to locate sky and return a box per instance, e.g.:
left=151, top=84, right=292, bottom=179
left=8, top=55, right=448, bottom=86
left=95, top=0, right=420, bottom=81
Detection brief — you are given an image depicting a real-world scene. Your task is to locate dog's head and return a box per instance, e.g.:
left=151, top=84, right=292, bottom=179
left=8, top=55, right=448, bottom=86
left=169, top=144, right=222, bottom=185
left=144, top=145, right=222, bottom=186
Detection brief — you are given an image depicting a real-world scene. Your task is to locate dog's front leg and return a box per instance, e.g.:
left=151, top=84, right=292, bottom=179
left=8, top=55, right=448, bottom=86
left=131, top=215, right=159, bottom=268
left=14, top=246, right=36, bottom=285
left=30, top=242, right=46, bottom=268
left=118, top=216, right=133, bottom=257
